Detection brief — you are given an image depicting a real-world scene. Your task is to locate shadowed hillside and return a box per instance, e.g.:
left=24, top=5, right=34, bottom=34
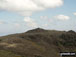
left=0, top=28, right=76, bottom=57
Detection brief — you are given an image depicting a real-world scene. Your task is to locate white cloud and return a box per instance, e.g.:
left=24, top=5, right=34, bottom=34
left=55, top=15, right=70, bottom=20
left=33, top=0, right=63, bottom=8
left=24, top=17, right=38, bottom=28
left=73, top=13, right=76, bottom=16
left=0, top=0, right=64, bottom=16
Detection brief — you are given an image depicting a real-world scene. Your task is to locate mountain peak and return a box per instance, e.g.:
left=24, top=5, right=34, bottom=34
left=34, top=28, right=45, bottom=30
left=26, top=28, right=46, bottom=33
left=68, top=30, right=76, bottom=33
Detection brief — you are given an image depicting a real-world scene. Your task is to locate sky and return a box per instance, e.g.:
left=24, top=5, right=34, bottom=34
left=0, top=0, right=76, bottom=36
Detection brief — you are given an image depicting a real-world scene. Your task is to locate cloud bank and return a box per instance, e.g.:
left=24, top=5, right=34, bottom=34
left=73, top=13, right=76, bottom=16
left=0, top=0, right=63, bottom=16
left=0, top=0, right=64, bottom=28
left=55, top=15, right=70, bottom=20
left=24, top=17, right=37, bottom=28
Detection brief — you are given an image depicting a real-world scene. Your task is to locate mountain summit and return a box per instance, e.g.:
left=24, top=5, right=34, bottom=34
left=26, top=28, right=46, bottom=33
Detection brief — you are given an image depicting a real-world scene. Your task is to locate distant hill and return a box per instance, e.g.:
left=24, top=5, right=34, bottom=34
left=0, top=28, right=76, bottom=57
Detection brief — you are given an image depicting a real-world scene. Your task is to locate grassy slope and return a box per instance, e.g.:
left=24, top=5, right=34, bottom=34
left=0, top=50, right=23, bottom=57
left=0, top=28, right=76, bottom=57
